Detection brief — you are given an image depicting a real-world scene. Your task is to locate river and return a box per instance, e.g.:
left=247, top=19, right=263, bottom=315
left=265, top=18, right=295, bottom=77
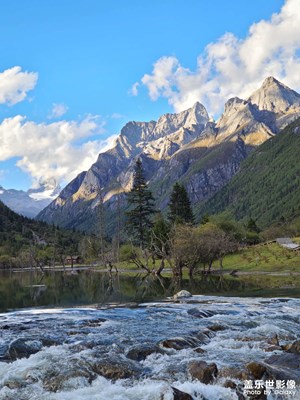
left=0, top=270, right=299, bottom=399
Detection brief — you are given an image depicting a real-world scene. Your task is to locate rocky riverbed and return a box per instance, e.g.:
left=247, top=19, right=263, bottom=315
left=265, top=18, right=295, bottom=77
left=0, top=295, right=299, bottom=399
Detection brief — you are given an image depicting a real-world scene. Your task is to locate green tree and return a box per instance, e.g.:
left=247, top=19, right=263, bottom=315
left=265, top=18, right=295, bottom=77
left=170, top=222, right=237, bottom=277
left=247, top=217, right=260, bottom=233
left=152, top=213, right=170, bottom=247
left=150, top=213, right=171, bottom=275
left=126, top=158, right=156, bottom=247
left=168, top=183, right=194, bottom=224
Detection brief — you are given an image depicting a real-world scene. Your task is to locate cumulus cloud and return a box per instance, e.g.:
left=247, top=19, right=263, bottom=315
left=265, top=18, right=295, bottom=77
left=0, top=115, right=117, bottom=187
left=48, top=103, right=68, bottom=119
left=0, top=66, right=38, bottom=105
left=136, top=0, right=300, bottom=116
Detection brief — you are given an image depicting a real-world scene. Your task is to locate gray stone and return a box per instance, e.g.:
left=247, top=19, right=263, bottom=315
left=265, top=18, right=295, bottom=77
left=174, top=290, right=192, bottom=300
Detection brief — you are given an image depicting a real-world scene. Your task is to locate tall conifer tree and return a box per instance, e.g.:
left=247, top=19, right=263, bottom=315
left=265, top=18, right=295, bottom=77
left=126, top=158, right=155, bottom=247
left=168, top=183, right=195, bottom=224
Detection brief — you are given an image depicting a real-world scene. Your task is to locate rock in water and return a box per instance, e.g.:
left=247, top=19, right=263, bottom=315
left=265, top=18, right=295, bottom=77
left=187, top=308, right=215, bottom=318
left=158, top=330, right=212, bottom=351
left=7, top=338, right=43, bottom=360
left=159, top=336, right=200, bottom=351
left=246, top=362, right=266, bottom=379
left=286, top=340, right=300, bottom=355
left=91, top=356, right=142, bottom=380
left=263, top=353, right=300, bottom=382
left=188, top=360, right=218, bottom=384
left=126, top=344, right=163, bottom=361
left=173, top=290, right=192, bottom=300
left=172, top=387, right=193, bottom=400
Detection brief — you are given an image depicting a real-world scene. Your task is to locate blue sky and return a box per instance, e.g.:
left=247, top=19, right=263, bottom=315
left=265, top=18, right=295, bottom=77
left=2, top=0, right=299, bottom=191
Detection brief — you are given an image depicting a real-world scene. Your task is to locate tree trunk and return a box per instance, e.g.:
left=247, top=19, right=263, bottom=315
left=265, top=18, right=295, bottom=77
left=219, top=257, right=223, bottom=269
left=155, top=258, right=165, bottom=276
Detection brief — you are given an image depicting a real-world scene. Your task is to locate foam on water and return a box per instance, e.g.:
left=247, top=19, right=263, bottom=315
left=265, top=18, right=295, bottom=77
left=0, top=296, right=299, bottom=400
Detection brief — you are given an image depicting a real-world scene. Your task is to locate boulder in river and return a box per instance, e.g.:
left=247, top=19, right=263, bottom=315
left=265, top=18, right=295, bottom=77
left=4, top=378, right=28, bottom=390
left=224, top=380, right=237, bottom=389
left=266, top=335, right=279, bottom=346
left=126, top=344, right=163, bottom=361
left=172, top=387, right=193, bottom=400
left=286, top=340, right=300, bottom=355
left=264, top=353, right=300, bottom=382
left=246, top=362, right=266, bottom=379
left=208, top=324, right=227, bottom=332
left=187, top=308, right=215, bottom=318
left=174, top=290, right=192, bottom=300
left=91, top=356, right=142, bottom=380
left=219, top=366, right=250, bottom=380
left=188, top=360, right=218, bottom=384
left=6, top=338, right=43, bottom=360
left=80, top=318, right=106, bottom=328
left=42, top=359, right=96, bottom=392
left=159, top=336, right=200, bottom=350
left=5, top=336, right=62, bottom=361
left=158, top=330, right=212, bottom=351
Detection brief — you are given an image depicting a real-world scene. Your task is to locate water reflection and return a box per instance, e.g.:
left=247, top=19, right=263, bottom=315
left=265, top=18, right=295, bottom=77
left=0, top=270, right=299, bottom=312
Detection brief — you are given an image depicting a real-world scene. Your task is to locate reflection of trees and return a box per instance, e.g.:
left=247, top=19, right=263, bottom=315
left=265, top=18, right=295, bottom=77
left=4, top=270, right=287, bottom=313
left=132, top=273, right=172, bottom=300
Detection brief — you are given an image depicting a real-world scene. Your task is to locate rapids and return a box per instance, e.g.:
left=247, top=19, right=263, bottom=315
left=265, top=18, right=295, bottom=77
left=0, top=296, right=299, bottom=399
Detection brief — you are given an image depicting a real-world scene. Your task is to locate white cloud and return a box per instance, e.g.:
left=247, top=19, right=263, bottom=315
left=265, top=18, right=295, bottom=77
left=111, top=112, right=125, bottom=119
left=137, top=0, right=300, bottom=116
left=0, top=115, right=117, bottom=187
left=49, top=103, right=68, bottom=118
left=0, top=66, right=38, bottom=105
left=130, top=82, right=140, bottom=96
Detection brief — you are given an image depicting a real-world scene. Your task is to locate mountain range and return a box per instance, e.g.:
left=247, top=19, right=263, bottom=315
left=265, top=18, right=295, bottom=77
left=0, top=179, right=60, bottom=218
left=36, top=77, right=300, bottom=233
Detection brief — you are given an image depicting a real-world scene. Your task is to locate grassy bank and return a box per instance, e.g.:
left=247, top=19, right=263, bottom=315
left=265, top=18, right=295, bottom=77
left=218, top=241, right=300, bottom=273
left=104, top=240, right=300, bottom=275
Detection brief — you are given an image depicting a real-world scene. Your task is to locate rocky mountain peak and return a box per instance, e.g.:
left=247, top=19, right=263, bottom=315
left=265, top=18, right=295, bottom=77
left=224, top=97, right=248, bottom=114
left=38, top=77, right=300, bottom=233
left=262, top=76, right=281, bottom=87
left=120, top=120, right=156, bottom=145
left=118, top=102, right=209, bottom=148
left=248, top=76, right=300, bottom=114
left=152, top=101, right=209, bottom=138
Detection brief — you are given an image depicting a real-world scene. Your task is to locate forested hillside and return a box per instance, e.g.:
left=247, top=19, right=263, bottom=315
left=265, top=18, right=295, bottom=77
left=0, top=201, right=83, bottom=268
left=201, top=119, right=300, bottom=228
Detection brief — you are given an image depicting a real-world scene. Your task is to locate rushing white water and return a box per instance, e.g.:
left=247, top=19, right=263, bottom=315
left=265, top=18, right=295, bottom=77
left=0, top=296, right=299, bottom=400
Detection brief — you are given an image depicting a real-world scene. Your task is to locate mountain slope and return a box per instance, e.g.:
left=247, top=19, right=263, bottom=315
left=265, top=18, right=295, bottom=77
left=0, top=179, right=60, bottom=218
left=201, top=119, right=300, bottom=227
left=38, top=77, right=300, bottom=234
left=0, top=200, right=82, bottom=266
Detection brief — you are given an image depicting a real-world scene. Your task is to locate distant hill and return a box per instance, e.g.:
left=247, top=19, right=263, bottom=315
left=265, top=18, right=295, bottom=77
left=201, top=119, right=300, bottom=228
left=0, top=200, right=82, bottom=267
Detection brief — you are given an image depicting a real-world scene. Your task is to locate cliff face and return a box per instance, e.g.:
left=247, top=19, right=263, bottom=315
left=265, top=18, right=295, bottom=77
left=38, top=77, right=300, bottom=232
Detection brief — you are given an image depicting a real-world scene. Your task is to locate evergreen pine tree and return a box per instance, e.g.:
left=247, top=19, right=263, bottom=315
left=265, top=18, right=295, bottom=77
left=126, top=158, right=156, bottom=247
left=247, top=217, right=260, bottom=233
left=168, top=183, right=195, bottom=224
